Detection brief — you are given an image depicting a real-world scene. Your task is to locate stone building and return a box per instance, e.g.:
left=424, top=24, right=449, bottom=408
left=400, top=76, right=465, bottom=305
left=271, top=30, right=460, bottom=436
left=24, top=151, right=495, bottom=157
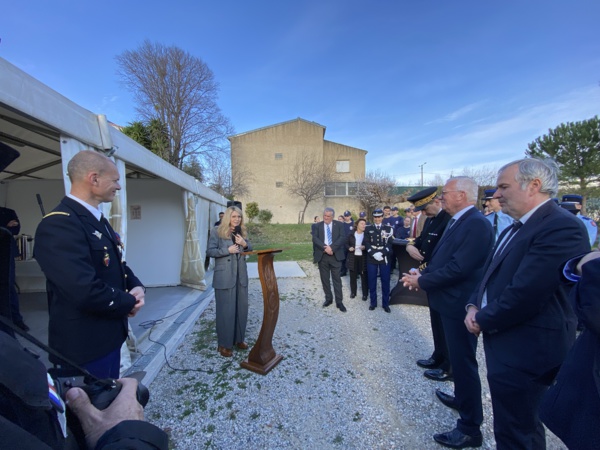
left=229, top=118, right=367, bottom=224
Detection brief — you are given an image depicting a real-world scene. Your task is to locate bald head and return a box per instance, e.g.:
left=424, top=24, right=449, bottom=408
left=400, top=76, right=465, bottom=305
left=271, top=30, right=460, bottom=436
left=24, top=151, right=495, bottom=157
left=67, top=150, right=115, bottom=183
left=67, top=150, right=121, bottom=207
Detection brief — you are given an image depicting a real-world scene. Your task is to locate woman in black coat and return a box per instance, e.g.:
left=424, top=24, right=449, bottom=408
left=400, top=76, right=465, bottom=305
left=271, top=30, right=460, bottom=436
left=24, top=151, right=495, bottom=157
left=346, top=218, right=368, bottom=300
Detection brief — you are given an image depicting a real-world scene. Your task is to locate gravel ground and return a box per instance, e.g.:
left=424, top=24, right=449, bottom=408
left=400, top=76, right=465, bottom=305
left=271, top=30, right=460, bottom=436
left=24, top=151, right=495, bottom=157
left=145, top=261, right=566, bottom=450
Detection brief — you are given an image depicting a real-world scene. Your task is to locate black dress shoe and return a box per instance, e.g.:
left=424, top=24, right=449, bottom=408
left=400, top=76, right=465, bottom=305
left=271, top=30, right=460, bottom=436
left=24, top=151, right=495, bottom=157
left=322, top=301, right=333, bottom=307
left=368, top=305, right=375, bottom=311
left=416, top=357, right=442, bottom=369
left=433, top=428, right=482, bottom=448
left=424, top=368, right=453, bottom=382
left=435, top=389, right=458, bottom=410
left=362, top=295, right=367, bottom=301
left=350, top=293, right=356, bottom=299
left=337, top=303, right=347, bottom=312
left=383, top=306, right=391, bottom=313
left=14, top=321, right=30, bottom=332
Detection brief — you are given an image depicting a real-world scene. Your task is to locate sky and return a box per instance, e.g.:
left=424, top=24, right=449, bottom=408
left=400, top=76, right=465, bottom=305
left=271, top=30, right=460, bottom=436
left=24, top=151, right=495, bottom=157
left=2, top=0, right=599, bottom=184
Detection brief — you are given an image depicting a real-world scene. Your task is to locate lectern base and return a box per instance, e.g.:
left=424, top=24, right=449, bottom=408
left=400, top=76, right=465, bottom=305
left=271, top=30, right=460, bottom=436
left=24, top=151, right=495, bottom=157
left=240, top=354, right=283, bottom=375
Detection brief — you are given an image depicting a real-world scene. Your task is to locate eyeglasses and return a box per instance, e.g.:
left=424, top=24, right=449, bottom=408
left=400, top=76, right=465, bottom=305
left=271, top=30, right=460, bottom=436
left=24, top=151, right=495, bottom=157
left=441, top=190, right=463, bottom=197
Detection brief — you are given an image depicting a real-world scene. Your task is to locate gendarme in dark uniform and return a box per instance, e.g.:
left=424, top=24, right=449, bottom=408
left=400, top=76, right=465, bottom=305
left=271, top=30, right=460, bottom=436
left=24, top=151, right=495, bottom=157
left=364, top=208, right=394, bottom=312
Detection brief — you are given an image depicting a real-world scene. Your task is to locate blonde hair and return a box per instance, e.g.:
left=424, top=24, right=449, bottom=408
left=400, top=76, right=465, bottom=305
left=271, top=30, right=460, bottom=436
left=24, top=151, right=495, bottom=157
left=216, top=206, right=247, bottom=239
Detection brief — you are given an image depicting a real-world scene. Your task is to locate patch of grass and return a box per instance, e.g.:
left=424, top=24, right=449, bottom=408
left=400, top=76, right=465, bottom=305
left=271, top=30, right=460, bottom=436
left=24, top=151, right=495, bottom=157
left=298, top=329, right=310, bottom=335
left=250, top=411, right=260, bottom=420
left=245, top=223, right=313, bottom=262
left=333, top=434, right=343, bottom=444
left=294, top=379, right=303, bottom=384
left=205, top=424, right=215, bottom=433
left=352, top=412, right=363, bottom=422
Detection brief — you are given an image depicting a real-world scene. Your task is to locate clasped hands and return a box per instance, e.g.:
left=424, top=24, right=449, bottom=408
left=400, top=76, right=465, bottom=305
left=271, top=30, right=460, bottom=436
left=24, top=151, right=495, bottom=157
left=128, top=286, right=145, bottom=317
left=401, top=268, right=421, bottom=291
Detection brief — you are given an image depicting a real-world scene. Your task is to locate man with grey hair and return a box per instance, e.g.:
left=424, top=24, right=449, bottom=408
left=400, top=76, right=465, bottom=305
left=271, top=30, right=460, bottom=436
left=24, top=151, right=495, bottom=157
left=402, top=176, right=493, bottom=448
left=465, top=158, right=590, bottom=449
left=311, top=207, right=347, bottom=312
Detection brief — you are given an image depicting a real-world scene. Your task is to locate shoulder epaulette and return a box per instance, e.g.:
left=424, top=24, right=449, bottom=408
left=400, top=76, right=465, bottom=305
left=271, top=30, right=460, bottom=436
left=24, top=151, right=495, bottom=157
left=43, top=212, right=70, bottom=218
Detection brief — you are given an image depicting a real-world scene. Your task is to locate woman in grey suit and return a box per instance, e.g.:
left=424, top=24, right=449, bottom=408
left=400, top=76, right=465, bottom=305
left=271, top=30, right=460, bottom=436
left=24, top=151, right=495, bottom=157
left=207, top=206, right=252, bottom=357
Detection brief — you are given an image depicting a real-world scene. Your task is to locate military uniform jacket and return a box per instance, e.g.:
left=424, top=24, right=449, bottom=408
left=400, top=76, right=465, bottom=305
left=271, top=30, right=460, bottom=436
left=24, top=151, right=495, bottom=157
left=34, top=197, right=142, bottom=365
left=411, top=209, right=451, bottom=267
left=364, top=224, right=394, bottom=265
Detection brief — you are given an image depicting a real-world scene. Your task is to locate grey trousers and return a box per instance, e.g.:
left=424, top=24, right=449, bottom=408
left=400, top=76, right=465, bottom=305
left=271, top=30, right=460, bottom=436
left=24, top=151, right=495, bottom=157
left=215, top=284, right=248, bottom=348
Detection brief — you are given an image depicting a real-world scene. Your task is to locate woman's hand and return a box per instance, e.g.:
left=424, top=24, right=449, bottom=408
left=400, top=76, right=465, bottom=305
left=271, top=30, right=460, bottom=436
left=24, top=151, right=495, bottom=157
left=228, top=244, right=241, bottom=254
left=234, top=234, right=247, bottom=248
left=349, top=247, right=355, bottom=252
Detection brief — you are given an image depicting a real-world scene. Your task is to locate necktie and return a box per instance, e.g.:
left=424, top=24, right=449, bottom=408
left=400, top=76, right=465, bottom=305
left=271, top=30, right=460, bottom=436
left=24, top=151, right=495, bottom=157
left=493, top=214, right=499, bottom=237
left=100, top=214, right=114, bottom=239
left=493, top=220, right=522, bottom=258
left=326, top=224, right=332, bottom=245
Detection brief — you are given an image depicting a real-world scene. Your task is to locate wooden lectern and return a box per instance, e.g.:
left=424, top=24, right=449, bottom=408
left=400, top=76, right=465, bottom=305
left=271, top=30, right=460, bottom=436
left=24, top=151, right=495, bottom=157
left=240, top=248, right=284, bottom=375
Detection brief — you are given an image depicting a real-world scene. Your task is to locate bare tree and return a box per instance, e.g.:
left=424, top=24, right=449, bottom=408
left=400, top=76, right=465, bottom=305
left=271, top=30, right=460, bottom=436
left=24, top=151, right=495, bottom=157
left=426, top=174, right=446, bottom=187
left=458, top=166, right=499, bottom=187
left=355, top=170, right=409, bottom=217
left=207, top=154, right=253, bottom=200
left=115, top=40, right=234, bottom=170
left=286, top=152, right=337, bottom=223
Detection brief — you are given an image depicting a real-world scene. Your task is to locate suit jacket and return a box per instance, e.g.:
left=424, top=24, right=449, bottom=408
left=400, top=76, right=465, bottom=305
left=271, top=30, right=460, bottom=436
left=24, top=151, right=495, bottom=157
left=539, top=255, right=600, bottom=449
left=411, top=209, right=451, bottom=266
left=206, top=227, right=252, bottom=289
left=419, top=207, right=494, bottom=320
left=474, top=200, right=590, bottom=376
left=311, top=220, right=345, bottom=263
left=34, top=197, right=142, bottom=365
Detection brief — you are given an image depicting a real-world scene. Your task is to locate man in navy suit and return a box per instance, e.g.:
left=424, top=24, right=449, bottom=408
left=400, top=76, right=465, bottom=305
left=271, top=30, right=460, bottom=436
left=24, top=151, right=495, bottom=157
left=312, top=207, right=347, bottom=312
left=465, top=158, right=590, bottom=449
left=402, top=177, right=493, bottom=448
left=35, top=150, right=145, bottom=378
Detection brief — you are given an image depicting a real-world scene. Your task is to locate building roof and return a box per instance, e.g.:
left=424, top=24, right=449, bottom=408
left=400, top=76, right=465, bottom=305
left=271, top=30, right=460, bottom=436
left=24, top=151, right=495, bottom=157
left=227, top=117, right=326, bottom=140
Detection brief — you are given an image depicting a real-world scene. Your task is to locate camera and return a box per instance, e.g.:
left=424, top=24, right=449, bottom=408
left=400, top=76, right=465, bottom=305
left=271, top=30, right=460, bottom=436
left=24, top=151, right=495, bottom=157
left=49, top=368, right=149, bottom=446
left=50, top=369, right=150, bottom=410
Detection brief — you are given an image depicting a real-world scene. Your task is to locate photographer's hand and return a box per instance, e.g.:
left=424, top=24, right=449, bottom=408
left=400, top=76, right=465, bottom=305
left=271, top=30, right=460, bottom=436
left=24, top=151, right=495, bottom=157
left=66, top=377, right=144, bottom=449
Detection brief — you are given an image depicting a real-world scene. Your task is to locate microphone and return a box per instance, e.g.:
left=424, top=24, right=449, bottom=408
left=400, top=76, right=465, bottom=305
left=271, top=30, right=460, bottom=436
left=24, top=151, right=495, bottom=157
left=231, top=225, right=242, bottom=244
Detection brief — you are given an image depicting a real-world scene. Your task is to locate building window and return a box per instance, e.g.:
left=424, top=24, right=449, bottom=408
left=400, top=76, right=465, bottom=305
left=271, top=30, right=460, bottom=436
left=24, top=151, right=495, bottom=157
left=336, top=160, right=350, bottom=172
left=275, top=153, right=283, bottom=160
left=325, top=182, right=357, bottom=197
left=276, top=181, right=284, bottom=188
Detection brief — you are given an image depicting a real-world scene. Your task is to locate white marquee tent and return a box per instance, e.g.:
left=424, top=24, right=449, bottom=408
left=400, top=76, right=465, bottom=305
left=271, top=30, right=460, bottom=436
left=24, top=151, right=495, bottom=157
left=0, top=57, right=227, bottom=292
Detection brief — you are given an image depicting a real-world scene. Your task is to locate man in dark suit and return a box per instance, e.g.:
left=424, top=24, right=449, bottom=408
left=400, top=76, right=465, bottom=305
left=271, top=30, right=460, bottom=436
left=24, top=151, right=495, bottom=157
left=34, top=150, right=145, bottom=379
left=405, top=188, right=453, bottom=380
left=312, top=207, right=346, bottom=312
left=539, top=250, right=600, bottom=449
left=465, top=158, right=590, bottom=449
left=402, top=176, right=493, bottom=449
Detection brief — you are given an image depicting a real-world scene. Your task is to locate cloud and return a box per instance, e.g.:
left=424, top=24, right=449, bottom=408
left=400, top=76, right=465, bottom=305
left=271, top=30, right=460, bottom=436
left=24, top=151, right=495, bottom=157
left=369, top=85, right=600, bottom=183
left=425, top=101, right=487, bottom=125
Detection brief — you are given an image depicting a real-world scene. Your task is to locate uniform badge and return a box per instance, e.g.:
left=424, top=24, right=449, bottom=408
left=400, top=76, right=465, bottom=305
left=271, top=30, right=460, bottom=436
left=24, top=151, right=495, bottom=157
left=93, top=230, right=102, bottom=239
left=103, top=251, right=110, bottom=267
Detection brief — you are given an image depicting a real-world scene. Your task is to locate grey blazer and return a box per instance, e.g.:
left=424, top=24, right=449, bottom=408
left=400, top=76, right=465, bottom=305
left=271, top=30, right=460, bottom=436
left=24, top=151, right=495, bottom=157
left=206, top=227, right=252, bottom=289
